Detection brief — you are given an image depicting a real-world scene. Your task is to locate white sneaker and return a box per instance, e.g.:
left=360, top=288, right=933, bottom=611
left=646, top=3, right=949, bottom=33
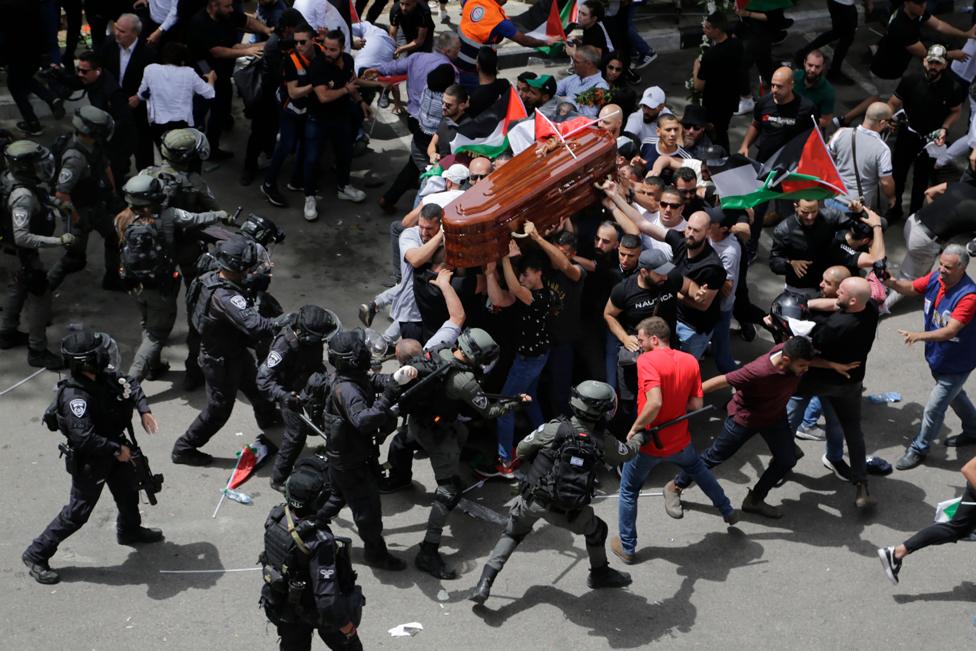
left=735, top=97, right=755, bottom=115
left=337, top=184, right=366, bottom=203
left=303, top=196, right=318, bottom=221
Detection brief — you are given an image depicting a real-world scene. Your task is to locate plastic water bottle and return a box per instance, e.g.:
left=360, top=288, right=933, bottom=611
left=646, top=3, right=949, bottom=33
left=866, top=392, right=902, bottom=404
left=224, top=489, right=253, bottom=505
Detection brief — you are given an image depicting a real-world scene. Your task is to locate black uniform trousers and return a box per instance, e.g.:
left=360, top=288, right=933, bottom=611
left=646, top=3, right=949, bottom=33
left=272, top=406, right=316, bottom=484
left=328, top=463, right=387, bottom=557
left=276, top=622, right=362, bottom=651
left=25, top=457, right=141, bottom=562
left=891, top=129, right=936, bottom=219
left=385, top=424, right=419, bottom=483
left=47, top=203, right=123, bottom=290
left=800, top=0, right=857, bottom=74
left=174, top=348, right=278, bottom=453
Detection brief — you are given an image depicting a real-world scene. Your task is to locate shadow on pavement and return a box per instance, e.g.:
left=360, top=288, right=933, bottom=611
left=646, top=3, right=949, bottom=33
left=892, top=580, right=976, bottom=604
left=57, top=540, right=224, bottom=600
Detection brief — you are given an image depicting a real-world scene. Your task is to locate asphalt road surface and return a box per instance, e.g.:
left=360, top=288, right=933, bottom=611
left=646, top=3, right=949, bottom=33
left=2, top=17, right=976, bottom=650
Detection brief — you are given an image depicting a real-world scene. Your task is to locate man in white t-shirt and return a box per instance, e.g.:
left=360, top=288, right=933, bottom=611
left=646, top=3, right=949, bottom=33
left=293, top=0, right=351, bottom=52
left=623, top=86, right=672, bottom=143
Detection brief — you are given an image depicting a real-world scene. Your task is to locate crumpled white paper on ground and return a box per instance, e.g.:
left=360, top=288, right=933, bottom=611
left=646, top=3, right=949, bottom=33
left=388, top=622, right=423, bottom=637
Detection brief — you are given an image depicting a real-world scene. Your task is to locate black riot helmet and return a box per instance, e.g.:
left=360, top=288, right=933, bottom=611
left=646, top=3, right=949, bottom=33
left=570, top=380, right=618, bottom=424
left=239, top=213, right=286, bottom=247
left=456, top=328, right=500, bottom=367
left=294, top=305, right=341, bottom=345
left=214, top=234, right=259, bottom=274
left=328, top=329, right=372, bottom=374
left=285, top=456, right=331, bottom=516
left=60, top=328, right=120, bottom=376
left=769, top=291, right=809, bottom=343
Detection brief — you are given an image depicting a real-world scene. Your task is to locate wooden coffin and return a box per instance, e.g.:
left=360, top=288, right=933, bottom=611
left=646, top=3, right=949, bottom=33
left=442, top=127, right=617, bottom=268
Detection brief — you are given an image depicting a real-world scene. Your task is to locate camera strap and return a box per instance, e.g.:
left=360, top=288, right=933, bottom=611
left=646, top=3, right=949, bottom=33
left=849, top=127, right=864, bottom=200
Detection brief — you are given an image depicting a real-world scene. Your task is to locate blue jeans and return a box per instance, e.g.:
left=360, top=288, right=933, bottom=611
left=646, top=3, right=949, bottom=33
left=497, top=351, right=550, bottom=461
left=674, top=416, right=796, bottom=500
left=801, top=396, right=822, bottom=429
left=910, top=370, right=976, bottom=454
left=711, top=310, right=738, bottom=374
left=676, top=321, right=712, bottom=360
left=624, top=3, right=653, bottom=57
left=264, top=109, right=305, bottom=189
left=618, top=445, right=732, bottom=554
left=787, top=395, right=844, bottom=461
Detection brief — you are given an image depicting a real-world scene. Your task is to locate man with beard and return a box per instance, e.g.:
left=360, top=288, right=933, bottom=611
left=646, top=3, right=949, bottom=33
left=667, top=336, right=815, bottom=520
left=576, top=223, right=625, bottom=382
left=769, top=199, right=847, bottom=297
left=828, top=102, right=895, bottom=213
left=887, top=45, right=966, bottom=221
left=793, top=50, right=835, bottom=130
left=606, top=199, right=727, bottom=360
left=623, top=86, right=671, bottom=144
left=303, top=30, right=369, bottom=221
left=185, top=0, right=265, bottom=159
left=522, top=75, right=558, bottom=119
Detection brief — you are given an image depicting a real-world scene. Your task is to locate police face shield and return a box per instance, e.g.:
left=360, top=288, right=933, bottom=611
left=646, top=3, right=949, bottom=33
left=35, top=151, right=55, bottom=185
left=96, top=331, right=122, bottom=372
left=242, top=243, right=274, bottom=291
left=363, top=328, right=388, bottom=363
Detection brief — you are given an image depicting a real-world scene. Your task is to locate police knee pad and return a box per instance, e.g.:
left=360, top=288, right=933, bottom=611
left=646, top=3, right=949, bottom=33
left=433, top=481, right=461, bottom=510
left=585, top=517, right=608, bottom=547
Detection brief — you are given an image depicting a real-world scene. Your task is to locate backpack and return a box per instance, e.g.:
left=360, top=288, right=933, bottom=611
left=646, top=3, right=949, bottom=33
left=259, top=503, right=361, bottom=627
left=527, top=418, right=603, bottom=511
left=395, top=347, right=459, bottom=421
left=120, top=219, right=173, bottom=285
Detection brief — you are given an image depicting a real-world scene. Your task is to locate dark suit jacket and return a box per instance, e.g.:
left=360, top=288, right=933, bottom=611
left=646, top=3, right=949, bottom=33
left=99, top=38, right=157, bottom=97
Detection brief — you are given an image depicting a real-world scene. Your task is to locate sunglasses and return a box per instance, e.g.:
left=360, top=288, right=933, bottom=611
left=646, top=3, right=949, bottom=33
left=294, top=39, right=309, bottom=45
left=682, top=123, right=704, bottom=130
left=660, top=200, right=683, bottom=208
left=470, top=174, right=486, bottom=181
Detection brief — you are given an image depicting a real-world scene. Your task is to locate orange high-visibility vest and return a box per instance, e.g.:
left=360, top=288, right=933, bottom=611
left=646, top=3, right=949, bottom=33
left=458, top=0, right=508, bottom=70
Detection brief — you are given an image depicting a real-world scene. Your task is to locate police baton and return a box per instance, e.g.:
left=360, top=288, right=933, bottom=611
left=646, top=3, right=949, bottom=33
left=645, top=404, right=716, bottom=449
left=298, top=410, right=329, bottom=442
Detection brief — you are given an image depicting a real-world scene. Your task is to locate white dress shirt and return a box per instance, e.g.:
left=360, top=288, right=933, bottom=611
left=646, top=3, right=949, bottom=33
left=148, top=0, right=179, bottom=32
left=293, top=0, right=351, bottom=52
left=139, top=63, right=216, bottom=125
left=118, top=41, right=136, bottom=83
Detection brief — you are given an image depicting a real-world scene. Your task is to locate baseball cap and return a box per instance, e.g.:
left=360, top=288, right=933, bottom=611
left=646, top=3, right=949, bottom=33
left=525, top=74, right=557, bottom=96
left=443, top=163, right=470, bottom=184
left=926, top=44, right=948, bottom=64
left=639, top=86, right=666, bottom=109
left=638, top=248, right=675, bottom=274
left=706, top=205, right=737, bottom=228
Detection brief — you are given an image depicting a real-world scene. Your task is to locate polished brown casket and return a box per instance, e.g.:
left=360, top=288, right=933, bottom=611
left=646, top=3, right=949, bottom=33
left=442, top=127, right=617, bottom=268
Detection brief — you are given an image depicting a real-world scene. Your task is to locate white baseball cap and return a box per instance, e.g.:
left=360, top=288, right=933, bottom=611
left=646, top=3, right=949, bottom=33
left=443, top=163, right=470, bottom=184
left=639, top=86, right=666, bottom=109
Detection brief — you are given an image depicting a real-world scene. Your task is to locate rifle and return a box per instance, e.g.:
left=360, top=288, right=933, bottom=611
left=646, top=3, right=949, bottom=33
left=646, top=404, right=716, bottom=449
left=125, top=424, right=164, bottom=505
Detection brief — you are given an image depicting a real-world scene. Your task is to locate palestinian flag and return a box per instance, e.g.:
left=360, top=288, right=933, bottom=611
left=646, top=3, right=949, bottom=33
left=508, top=110, right=598, bottom=154
left=712, top=127, right=847, bottom=209
left=227, top=440, right=270, bottom=490
left=527, top=0, right=571, bottom=54
left=450, top=84, right=527, bottom=158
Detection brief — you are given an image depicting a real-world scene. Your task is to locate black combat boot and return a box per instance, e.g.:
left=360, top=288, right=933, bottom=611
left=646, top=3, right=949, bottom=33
left=470, top=565, right=499, bottom=604
left=415, top=542, right=457, bottom=580
left=364, top=547, right=408, bottom=571
left=23, top=553, right=60, bottom=585
left=171, top=447, right=214, bottom=466
left=587, top=564, right=632, bottom=589
left=117, top=527, right=165, bottom=545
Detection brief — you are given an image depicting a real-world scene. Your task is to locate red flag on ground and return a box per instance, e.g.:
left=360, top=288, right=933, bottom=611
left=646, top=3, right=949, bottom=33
left=228, top=445, right=259, bottom=489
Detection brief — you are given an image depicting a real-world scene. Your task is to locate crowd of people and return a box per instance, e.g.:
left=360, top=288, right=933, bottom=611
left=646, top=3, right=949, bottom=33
left=5, top=0, right=976, bottom=648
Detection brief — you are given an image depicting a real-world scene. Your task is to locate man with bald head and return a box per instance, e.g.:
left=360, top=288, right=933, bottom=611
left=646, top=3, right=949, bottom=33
left=828, top=102, right=895, bottom=211
left=598, top=103, right=623, bottom=138
left=468, top=157, right=492, bottom=184
left=738, top=66, right=818, bottom=254
left=797, top=275, right=879, bottom=508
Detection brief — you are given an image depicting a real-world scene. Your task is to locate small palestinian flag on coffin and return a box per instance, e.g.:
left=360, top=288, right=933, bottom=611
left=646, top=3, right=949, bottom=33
left=449, top=84, right=528, bottom=158
left=711, top=126, right=847, bottom=210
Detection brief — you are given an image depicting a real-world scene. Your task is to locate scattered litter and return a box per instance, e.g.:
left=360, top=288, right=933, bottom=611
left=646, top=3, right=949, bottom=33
left=436, top=589, right=449, bottom=602
left=866, top=392, right=901, bottom=404
left=388, top=622, right=423, bottom=637
left=235, top=431, right=244, bottom=437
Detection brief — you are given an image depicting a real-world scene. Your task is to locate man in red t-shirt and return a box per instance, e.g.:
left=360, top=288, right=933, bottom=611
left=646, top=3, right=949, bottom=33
left=669, top=337, right=815, bottom=519
left=886, top=245, right=976, bottom=469
left=612, top=317, right=734, bottom=564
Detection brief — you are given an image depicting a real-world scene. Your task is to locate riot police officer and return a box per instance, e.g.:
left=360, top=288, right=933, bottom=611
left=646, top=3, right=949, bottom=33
left=139, top=128, right=219, bottom=284
left=171, top=235, right=289, bottom=466
left=317, top=329, right=408, bottom=571
left=48, top=106, right=125, bottom=291
left=396, top=328, right=530, bottom=580
left=115, top=174, right=233, bottom=380
left=260, top=457, right=365, bottom=650
left=0, top=140, right=73, bottom=368
left=22, top=329, right=163, bottom=585
left=257, top=304, right=341, bottom=491
left=471, top=381, right=645, bottom=604
left=184, top=213, right=286, bottom=390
